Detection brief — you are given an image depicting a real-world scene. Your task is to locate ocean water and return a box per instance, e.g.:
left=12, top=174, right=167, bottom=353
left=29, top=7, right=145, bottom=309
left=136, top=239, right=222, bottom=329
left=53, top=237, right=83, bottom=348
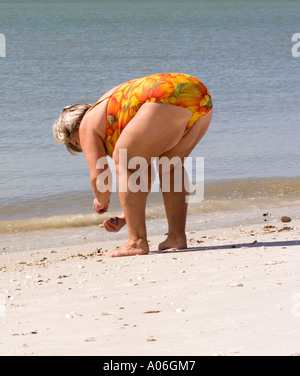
left=0, top=0, right=300, bottom=237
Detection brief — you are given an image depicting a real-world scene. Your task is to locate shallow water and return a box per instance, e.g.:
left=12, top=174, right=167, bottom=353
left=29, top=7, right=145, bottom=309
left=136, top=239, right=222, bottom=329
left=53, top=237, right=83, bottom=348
left=1, top=176, right=299, bottom=235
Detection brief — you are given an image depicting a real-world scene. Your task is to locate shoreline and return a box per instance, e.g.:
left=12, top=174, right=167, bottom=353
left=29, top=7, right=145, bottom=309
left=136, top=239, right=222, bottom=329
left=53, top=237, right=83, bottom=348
left=0, top=214, right=300, bottom=355
left=1, top=199, right=299, bottom=253
left=1, top=175, right=300, bottom=231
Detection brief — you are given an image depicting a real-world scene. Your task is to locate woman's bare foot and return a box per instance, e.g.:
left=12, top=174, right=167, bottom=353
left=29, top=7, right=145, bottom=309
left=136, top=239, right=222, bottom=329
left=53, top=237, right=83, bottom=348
left=106, top=239, right=149, bottom=257
left=158, top=234, right=187, bottom=251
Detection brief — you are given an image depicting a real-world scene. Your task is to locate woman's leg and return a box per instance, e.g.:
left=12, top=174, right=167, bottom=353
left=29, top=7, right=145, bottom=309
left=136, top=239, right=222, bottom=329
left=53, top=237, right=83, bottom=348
left=159, top=163, right=188, bottom=250
left=107, top=164, right=152, bottom=257
left=106, top=103, right=193, bottom=257
left=158, top=109, right=213, bottom=250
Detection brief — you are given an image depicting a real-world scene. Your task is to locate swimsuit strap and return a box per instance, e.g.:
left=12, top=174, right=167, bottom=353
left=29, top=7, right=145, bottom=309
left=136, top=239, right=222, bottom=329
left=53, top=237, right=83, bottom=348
left=83, top=96, right=111, bottom=118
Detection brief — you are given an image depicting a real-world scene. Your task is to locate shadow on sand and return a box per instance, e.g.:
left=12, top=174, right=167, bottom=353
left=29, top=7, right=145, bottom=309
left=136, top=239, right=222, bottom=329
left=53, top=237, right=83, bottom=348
left=151, top=240, right=300, bottom=255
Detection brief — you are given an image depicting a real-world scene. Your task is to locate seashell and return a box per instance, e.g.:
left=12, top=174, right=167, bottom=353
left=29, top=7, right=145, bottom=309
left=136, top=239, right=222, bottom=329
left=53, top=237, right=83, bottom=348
left=229, top=283, right=244, bottom=287
left=110, top=217, right=119, bottom=224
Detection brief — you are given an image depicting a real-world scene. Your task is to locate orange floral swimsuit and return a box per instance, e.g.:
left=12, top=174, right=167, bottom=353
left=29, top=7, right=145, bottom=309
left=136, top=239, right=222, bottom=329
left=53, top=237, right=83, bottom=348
left=89, top=73, right=212, bottom=157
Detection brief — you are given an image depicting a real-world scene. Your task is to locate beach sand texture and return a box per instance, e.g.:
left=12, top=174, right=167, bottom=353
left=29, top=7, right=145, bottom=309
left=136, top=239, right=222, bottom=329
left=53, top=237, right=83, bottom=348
left=1, top=218, right=299, bottom=356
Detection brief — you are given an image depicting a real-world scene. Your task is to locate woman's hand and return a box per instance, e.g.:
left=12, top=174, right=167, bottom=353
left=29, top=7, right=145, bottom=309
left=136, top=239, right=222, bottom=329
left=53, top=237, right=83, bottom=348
left=101, top=216, right=127, bottom=233
left=93, top=198, right=110, bottom=214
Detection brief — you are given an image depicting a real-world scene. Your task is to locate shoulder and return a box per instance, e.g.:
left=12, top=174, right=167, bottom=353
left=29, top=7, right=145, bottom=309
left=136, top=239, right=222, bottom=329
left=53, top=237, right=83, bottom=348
left=97, top=84, right=123, bottom=102
left=80, top=99, right=108, bottom=141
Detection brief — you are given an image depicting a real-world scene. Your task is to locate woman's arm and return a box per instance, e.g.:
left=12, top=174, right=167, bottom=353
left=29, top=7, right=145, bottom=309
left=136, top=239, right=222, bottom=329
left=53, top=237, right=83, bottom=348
left=79, top=124, right=112, bottom=209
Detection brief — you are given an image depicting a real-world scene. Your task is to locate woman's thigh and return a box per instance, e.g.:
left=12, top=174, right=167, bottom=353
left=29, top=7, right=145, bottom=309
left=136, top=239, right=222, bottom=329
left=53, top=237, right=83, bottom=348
left=112, top=102, right=193, bottom=165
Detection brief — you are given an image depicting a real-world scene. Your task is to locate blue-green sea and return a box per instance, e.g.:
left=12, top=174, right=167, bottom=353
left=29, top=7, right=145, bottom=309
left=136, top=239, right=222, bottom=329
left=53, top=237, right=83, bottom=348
left=0, top=0, right=299, bottom=241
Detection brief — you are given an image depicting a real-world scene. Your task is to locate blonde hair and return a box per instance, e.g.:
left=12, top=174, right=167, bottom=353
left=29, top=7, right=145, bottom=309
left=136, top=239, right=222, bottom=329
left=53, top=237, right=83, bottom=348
left=53, top=103, right=91, bottom=154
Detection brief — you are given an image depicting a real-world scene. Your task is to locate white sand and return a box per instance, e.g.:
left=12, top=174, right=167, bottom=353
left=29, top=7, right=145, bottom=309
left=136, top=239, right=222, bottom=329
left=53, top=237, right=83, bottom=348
left=0, top=218, right=300, bottom=356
